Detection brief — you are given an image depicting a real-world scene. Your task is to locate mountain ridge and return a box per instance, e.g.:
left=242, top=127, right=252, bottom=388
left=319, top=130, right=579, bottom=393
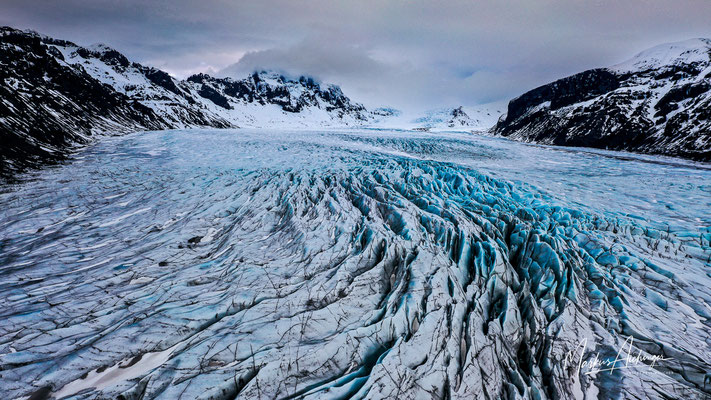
left=0, top=26, right=370, bottom=175
left=3, top=26, right=711, bottom=177
left=493, top=38, right=711, bottom=161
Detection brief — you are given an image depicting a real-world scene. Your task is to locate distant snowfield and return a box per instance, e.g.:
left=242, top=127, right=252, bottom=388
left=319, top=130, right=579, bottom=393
left=368, top=102, right=507, bottom=132
left=1, top=129, right=710, bottom=399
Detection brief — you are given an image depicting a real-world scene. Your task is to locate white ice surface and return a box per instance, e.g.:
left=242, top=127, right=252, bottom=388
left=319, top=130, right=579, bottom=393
left=1, top=129, right=710, bottom=399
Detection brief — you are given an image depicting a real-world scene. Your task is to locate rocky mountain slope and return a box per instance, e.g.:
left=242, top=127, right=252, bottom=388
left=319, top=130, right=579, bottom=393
left=0, top=28, right=170, bottom=174
left=494, top=39, right=711, bottom=161
left=0, top=27, right=370, bottom=175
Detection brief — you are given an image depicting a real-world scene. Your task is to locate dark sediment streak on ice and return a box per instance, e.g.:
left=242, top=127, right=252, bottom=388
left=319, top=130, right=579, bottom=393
left=1, top=130, right=710, bottom=399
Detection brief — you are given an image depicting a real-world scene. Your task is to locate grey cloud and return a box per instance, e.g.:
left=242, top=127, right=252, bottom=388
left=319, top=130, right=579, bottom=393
left=219, top=40, right=491, bottom=110
left=2, top=0, right=710, bottom=110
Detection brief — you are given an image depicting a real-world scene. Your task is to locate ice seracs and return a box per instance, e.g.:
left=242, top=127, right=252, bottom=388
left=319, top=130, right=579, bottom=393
left=1, top=129, right=709, bottom=399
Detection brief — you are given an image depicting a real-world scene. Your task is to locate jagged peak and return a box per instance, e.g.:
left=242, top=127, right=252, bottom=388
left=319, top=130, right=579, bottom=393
left=186, top=72, right=223, bottom=84
left=71, top=43, right=131, bottom=68
left=451, top=106, right=468, bottom=118
left=187, top=70, right=325, bottom=90
left=248, top=70, right=324, bottom=88
left=0, top=26, right=77, bottom=48
left=0, top=26, right=40, bottom=37
left=0, top=26, right=24, bottom=35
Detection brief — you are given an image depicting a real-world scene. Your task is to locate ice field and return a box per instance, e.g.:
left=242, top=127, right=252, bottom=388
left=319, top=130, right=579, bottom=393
left=1, top=129, right=710, bottom=399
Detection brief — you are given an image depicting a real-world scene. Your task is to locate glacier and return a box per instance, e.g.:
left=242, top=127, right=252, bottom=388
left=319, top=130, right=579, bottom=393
left=1, top=129, right=710, bottom=399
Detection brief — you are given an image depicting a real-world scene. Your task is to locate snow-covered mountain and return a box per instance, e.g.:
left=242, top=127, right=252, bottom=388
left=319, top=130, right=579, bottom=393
left=371, top=103, right=505, bottom=132
left=494, top=38, right=711, bottom=161
left=0, top=28, right=170, bottom=174
left=413, top=104, right=505, bottom=131
left=51, top=41, right=370, bottom=129
left=0, top=27, right=370, bottom=175
left=184, top=72, right=369, bottom=126
left=6, top=25, right=710, bottom=172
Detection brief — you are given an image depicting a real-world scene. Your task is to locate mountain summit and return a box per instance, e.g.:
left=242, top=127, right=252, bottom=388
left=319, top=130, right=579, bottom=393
left=494, top=38, right=711, bottom=160
left=0, top=27, right=370, bottom=175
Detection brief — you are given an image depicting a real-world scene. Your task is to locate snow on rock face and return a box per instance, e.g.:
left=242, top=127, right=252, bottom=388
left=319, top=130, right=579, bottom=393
left=0, top=27, right=374, bottom=176
left=414, top=104, right=505, bottom=131
left=414, top=106, right=478, bottom=129
left=51, top=40, right=232, bottom=130
left=53, top=41, right=372, bottom=130
left=611, top=38, right=711, bottom=74
left=1, top=129, right=710, bottom=399
left=184, top=72, right=370, bottom=126
left=0, top=27, right=169, bottom=176
left=494, top=38, right=711, bottom=161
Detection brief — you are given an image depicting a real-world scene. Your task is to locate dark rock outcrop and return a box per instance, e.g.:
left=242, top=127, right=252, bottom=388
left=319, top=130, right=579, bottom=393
left=186, top=71, right=368, bottom=118
left=494, top=39, right=711, bottom=161
left=0, top=27, right=372, bottom=177
left=0, top=27, right=167, bottom=176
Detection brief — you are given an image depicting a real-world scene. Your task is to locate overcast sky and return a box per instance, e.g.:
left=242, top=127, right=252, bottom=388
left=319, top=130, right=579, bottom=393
left=3, top=1, right=711, bottom=110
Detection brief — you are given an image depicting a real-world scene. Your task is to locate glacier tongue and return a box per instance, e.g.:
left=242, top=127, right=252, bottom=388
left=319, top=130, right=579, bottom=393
left=0, top=129, right=710, bottom=399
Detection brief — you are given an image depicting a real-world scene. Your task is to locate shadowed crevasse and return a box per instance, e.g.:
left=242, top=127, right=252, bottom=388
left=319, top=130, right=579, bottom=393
left=1, top=129, right=710, bottom=399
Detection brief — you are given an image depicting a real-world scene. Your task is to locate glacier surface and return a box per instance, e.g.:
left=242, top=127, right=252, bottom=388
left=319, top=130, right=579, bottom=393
left=1, top=129, right=710, bottom=399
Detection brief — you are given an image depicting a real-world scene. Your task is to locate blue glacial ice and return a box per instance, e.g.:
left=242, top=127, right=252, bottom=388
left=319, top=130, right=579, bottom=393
left=0, top=129, right=710, bottom=399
